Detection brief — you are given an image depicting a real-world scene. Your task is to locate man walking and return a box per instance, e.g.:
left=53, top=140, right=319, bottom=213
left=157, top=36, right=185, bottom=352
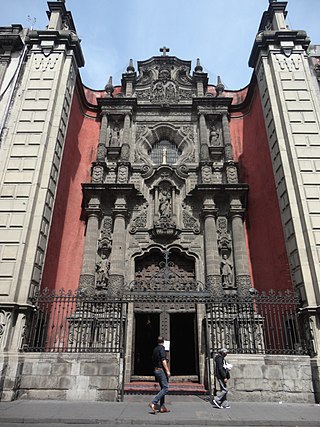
left=212, top=348, right=231, bottom=409
left=149, top=336, right=171, bottom=414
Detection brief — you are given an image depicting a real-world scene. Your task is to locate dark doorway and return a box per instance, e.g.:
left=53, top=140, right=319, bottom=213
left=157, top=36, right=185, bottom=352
left=170, top=313, right=197, bottom=375
left=134, top=313, right=159, bottom=375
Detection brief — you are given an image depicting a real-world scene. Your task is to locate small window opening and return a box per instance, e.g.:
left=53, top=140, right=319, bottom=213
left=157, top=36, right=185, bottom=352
left=150, top=140, right=181, bottom=166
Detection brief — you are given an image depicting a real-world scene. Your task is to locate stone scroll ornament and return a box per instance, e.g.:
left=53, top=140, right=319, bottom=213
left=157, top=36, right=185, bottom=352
left=182, top=207, right=200, bottom=234
left=129, top=205, right=148, bottom=234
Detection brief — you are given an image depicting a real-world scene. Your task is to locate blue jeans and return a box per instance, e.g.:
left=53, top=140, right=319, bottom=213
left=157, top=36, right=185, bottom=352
left=152, top=369, right=169, bottom=407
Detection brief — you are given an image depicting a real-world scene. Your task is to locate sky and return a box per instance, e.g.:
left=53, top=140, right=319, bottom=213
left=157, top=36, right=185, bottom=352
left=1, top=0, right=319, bottom=91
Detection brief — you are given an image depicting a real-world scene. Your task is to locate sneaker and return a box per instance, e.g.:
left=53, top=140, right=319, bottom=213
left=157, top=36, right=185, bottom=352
left=223, top=404, right=231, bottom=409
left=212, top=399, right=222, bottom=409
left=149, top=402, right=157, bottom=414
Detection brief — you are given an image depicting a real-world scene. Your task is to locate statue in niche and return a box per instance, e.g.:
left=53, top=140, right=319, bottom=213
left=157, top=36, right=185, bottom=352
left=96, top=253, right=109, bottom=288
left=110, top=125, right=121, bottom=147
left=159, top=188, right=171, bottom=218
left=209, top=124, right=220, bottom=146
left=221, top=254, right=233, bottom=287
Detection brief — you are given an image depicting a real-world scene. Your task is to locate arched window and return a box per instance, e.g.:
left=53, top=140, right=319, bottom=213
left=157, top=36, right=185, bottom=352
left=150, top=140, right=181, bottom=166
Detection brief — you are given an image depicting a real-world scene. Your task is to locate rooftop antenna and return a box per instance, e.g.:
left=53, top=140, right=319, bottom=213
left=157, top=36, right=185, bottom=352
left=27, top=15, right=36, bottom=30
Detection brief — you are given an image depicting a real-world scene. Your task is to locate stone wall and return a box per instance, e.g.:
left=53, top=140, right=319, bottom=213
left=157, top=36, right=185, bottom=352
left=214, top=354, right=314, bottom=403
left=0, top=353, right=122, bottom=402
left=0, top=353, right=315, bottom=402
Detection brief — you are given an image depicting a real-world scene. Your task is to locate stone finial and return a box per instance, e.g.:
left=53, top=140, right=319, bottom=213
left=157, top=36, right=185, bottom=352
left=105, top=76, right=114, bottom=97
left=127, top=59, right=135, bottom=73
left=216, top=75, right=225, bottom=97
left=195, top=58, right=203, bottom=73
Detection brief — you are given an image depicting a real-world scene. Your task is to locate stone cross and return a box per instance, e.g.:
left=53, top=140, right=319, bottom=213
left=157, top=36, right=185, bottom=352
left=160, top=46, right=170, bottom=56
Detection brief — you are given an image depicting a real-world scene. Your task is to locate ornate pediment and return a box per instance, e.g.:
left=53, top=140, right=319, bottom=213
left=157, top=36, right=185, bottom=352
left=134, top=55, right=196, bottom=104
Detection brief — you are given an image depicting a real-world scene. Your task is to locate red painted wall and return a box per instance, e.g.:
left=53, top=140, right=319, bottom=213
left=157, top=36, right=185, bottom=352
left=230, top=85, right=292, bottom=291
left=41, top=81, right=99, bottom=292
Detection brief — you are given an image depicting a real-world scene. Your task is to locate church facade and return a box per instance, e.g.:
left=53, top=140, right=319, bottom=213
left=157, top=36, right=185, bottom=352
left=0, top=1, right=319, bottom=402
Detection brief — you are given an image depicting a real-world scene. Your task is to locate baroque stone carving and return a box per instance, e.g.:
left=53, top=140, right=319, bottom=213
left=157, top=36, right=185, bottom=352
left=226, top=164, right=238, bottom=184
left=201, top=164, right=213, bottom=184
left=79, top=274, right=95, bottom=294
left=117, top=164, right=129, bottom=183
left=129, top=205, right=148, bottom=234
left=236, top=275, right=252, bottom=299
left=92, top=164, right=104, bottom=183
left=217, top=217, right=232, bottom=253
left=120, top=143, right=130, bottom=161
left=108, top=274, right=124, bottom=298
left=206, top=275, right=223, bottom=298
left=182, top=208, right=200, bottom=234
left=98, top=217, right=112, bottom=254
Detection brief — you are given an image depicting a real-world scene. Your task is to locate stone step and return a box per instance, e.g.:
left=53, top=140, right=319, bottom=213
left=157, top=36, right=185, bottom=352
left=124, top=380, right=208, bottom=395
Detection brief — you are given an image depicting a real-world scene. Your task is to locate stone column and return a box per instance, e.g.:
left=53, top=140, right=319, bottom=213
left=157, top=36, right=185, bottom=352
left=123, top=113, right=131, bottom=145
left=79, top=197, right=101, bottom=294
left=108, top=196, right=127, bottom=298
left=98, top=113, right=108, bottom=153
left=202, top=197, right=221, bottom=297
left=92, top=113, right=108, bottom=184
left=230, top=198, right=252, bottom=298
left=199, top=113, right=208, bottom=146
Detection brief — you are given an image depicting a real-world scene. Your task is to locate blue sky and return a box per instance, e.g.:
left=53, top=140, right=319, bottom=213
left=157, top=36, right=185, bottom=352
left=1, top=0, right=319, bottom=90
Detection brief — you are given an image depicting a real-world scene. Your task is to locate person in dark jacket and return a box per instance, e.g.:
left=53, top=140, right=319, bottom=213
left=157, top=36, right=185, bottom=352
left=149, top=336, right=171, bottom=414
left=212, top=348, right=231, bottom=409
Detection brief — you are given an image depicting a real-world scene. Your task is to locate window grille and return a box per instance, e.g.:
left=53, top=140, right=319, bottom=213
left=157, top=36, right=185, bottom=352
left=150, top=140, right=180, bottom=166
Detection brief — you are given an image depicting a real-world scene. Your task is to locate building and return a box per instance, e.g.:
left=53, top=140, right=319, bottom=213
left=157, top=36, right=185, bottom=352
left=0, top=0, right=319, bottom=402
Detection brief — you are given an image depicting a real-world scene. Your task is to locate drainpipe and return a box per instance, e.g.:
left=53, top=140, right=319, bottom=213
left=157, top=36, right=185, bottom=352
left=0, top=43, right=27, bottom=143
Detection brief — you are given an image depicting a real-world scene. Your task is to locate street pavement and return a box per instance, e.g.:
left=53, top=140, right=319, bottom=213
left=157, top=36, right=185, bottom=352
left=0, top=394, right=319, bottom=426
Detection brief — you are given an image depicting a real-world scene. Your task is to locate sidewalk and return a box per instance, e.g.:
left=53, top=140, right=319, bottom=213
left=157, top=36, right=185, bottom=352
left=0, top=395, right=319, bottom=426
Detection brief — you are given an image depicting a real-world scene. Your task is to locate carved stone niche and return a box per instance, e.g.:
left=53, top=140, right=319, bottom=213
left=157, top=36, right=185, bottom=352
left=207, top=117, right=223, bottom=160
left=150, top=179, right=180, bottom=241
left=106, top=117, right=122, bottom=159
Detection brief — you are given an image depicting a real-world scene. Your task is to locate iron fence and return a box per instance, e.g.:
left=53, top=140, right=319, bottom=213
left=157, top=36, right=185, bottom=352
left=206, top=289, right=309, bottom=355
left=22, top=289, right=128, bottom=353
left=21, top=287, right=309, bottom=355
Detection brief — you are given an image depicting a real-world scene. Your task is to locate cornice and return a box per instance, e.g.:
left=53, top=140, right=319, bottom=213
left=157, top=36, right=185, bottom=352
left=249, top=30, right=310, bottom=68
left=25, top=29, right=84, bottom=67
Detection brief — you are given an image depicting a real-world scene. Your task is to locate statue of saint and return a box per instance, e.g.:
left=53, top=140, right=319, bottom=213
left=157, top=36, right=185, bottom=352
left=221, top=254, right=233, bottom=287
left=110, top=125, right=120, bottom=147
left=158, top=188, right=171, bottom=218
left=209, top=125, right=219, bottom=146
